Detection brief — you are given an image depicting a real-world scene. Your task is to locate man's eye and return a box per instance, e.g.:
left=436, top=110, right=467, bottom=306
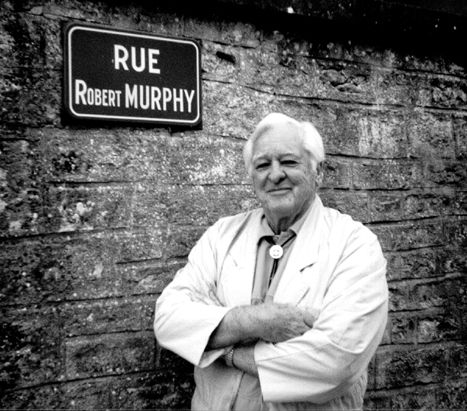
left=255, top=163, right=269, bottom=170
left=282, top=160, right=298, bottom=166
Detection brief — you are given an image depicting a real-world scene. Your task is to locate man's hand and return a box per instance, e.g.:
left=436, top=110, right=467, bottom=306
left=249, top=303, right=315, bottom=343
left=207, top=302, right=315, bottom=349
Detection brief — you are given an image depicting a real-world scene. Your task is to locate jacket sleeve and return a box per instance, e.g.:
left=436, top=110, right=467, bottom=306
left=154, top=221, right=231, bottom=368
left=255, top=224, right=388, bottom=403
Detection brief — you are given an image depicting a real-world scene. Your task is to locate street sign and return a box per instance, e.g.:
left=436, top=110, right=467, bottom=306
left=64, top=23, right=202, bottom=126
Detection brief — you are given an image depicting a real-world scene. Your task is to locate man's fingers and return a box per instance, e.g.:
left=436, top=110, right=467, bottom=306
left=302, top=310, right=316, bottom=328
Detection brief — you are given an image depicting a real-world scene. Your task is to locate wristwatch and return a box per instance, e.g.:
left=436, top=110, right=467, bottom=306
left=224, top=348, right=235, bottom=368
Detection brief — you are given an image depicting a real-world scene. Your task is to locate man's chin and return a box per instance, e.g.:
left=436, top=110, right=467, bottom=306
left=264, top=202, right=295, bottom=218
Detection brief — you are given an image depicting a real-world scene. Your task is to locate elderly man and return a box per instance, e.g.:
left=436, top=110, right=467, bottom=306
left=154, top=113, right=388, bottom=410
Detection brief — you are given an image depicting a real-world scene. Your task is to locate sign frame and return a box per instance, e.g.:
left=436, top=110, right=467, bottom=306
left=64, top=22, right=202, bottom=127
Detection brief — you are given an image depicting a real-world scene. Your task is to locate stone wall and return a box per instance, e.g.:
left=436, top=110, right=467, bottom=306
left=1, top=0, right=465, bottom=409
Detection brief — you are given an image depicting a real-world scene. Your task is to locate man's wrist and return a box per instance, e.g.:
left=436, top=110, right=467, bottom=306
left=231, top=344, right=258, bottom=377
left=229, top=305, right=259, bottom=341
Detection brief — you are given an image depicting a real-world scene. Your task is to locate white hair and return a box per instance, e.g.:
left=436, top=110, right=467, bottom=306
left=243, top=113, right=325, bottom=176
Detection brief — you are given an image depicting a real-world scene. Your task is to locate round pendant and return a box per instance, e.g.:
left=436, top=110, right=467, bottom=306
left=269, top=244, right=284, bottom=259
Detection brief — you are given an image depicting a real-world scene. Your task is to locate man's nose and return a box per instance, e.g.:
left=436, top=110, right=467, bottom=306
left=268, top=163, right=286, bottom=183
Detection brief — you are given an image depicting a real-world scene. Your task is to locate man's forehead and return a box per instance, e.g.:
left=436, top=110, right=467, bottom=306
left=252, top=124, right=303, bottom=155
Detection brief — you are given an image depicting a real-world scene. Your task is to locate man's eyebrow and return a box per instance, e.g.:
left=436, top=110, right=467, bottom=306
left=252, top=153, right=270, bottom=162
left=280, top=153, right=300, bottom=158
left=253, top=152, right=299, bottom=161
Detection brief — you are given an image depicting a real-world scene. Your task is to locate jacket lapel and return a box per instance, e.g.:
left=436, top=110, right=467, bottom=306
left=220, top=209, right=262, bottom=306
left=273, top=196, right=324, bottom=304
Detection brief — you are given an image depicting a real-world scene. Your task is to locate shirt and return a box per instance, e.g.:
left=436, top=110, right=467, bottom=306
left=252, top=210, right=309, bottom=305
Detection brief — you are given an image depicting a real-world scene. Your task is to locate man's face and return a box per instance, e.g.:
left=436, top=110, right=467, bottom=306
left=251, top=122, right=320, bottom=225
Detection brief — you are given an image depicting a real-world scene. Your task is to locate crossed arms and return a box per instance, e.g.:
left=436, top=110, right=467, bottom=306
left=154, top=215, right=388, bottom=403
left=207, top=302, right=315, bottom=375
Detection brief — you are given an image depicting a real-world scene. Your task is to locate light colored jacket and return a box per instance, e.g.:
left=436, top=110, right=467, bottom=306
left=154, top=196, right=388, bottom=410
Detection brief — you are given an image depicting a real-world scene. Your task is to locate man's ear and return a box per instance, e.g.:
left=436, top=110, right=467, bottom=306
left=316, top=162, right=324, bottom=185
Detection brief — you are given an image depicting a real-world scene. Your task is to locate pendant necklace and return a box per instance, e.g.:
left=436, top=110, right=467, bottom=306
left=269, top=244, right=284, bottom=259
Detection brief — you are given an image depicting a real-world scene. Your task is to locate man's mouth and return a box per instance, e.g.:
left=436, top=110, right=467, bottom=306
left=267, top=187, right=291, bottom=194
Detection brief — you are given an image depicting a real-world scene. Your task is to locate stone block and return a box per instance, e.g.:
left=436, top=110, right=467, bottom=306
left=371, top=220, right=445, bottom=252
left=325, top=108, right=408, bottom=159
left=165, top=184, right=257, bottom=227
left=452, top=114, right=467, bottom=159
left=36, top=128, right=172, bottom=184
left=65, top=331, right=155, bottom=379
left=308, top=39, right=464, bottom=76
left=388, top=275, right=466, bottom=312
left=206, top=45, right=322, bottom=102
left=371, top=70, right=418, bottom=107
left=402, top=188, right=457, bottom=219
left=116, top=260, right=185, bottom=296
left=0, top=384, right=64, bottom=409
left=0, top=67, right=61, bottom=126
left=320, top=190, right=369, bottom=222
left=0, top=240, right=73, bottom=305
left=321, top=157, right=353, bottom=189
left=422, top=158, right=467, bottom=188
left=375, top=343, right=465, bottom=389
left=0, top=139, right=43, bottom=237
left=351, top=159, right=424, bottom=190
left=202, top=80, right=275, bottom=139
left=417, top=314, right=463, bottom=344
left=407, top=111, right=455, bottom=158
left=203, top=42, right=244, bottom=84
left=363, top=390, right=392, bottom=410
left=387, top=283, right=410, bottom=312
left=436, top=378, right=467, bottom=409
left=454, top=190, right=467, bottom=215
left=367, top=192, right=403, bottom=222
left=63, top=377, right=112, bottom=410
left=313, top=59, right=375, bottom=104
left=61, top=295, right=155, bottom=337
left=202, top=80, right=328, bottom=141
left=415, top=75, right=467, bottom=109
left=0, top=12, right=61, bottom=70
left=33, top=129, right=241, bottom=190
left=45, top=184, right=134, bottom=233
left=0, top=305, right=64, bottom=389
left=0, top=231, right=165, bottom=305
left=111, top=370, right=193, bottom=410
left=438, top=243, right=467, bottom=275
left=162, top=135, right=248, bottom=185
left=393, top=53, right=465, bottom=76
left=409, top=276, right=466, bottom=311
left=366, top=379, right=467, bottom=410
left=387, top=307, right=463, bottom=345
left=389, top=313, right=417, bottom=344
left=116, top=229, right=165, bottom=263
left=366, top=384, right=437, bottom=410
left=165, top=225, right=206, bottom=259
left=443, top=216, right=467, bottom=245
left=130, top=183, right=168, bottom=228
left=385, top=248, right=438, bottom=281
left=157, top=347, right=194, bottom=373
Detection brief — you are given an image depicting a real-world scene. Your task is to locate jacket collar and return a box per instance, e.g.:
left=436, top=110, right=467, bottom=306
left=225, top=195, right=325, bottom=304
left=228, top=195, right=324, bottom=269
left=288, top=194, right=324, bottom=270
left=272, top=195, right=324, bottom=303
